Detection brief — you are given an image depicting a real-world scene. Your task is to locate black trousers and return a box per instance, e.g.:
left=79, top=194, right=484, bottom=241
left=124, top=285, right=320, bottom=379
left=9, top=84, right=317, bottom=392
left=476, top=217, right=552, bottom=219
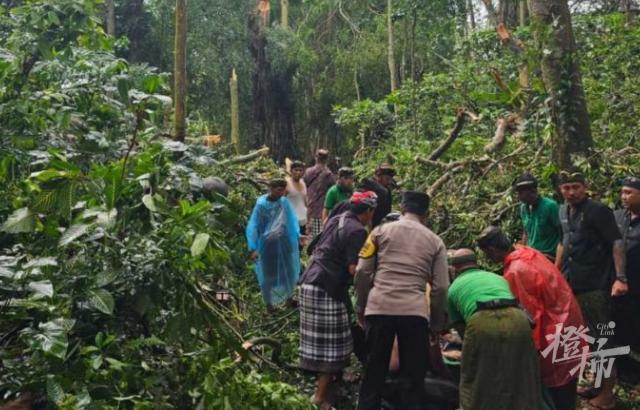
left=357, top=315, right=429, bottom=410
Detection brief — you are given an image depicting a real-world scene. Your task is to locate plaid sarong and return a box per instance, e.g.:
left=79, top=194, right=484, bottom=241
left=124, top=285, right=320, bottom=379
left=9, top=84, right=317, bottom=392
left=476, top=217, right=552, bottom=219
left=299, top=284, right=352, bottom=373
left=310, top=218, right=323, bottom=239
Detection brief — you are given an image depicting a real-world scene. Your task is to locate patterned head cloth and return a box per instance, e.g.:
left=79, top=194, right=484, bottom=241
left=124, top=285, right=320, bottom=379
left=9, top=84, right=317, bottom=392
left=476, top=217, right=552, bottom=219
left=621, top=176, right=640, bottom=191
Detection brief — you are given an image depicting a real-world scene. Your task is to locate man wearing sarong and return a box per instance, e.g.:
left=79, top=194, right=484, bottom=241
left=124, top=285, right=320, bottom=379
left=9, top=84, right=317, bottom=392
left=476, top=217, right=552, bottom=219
left=246, top=178, right=300, bottom=309
left=354, top=191, right=449, bottom=410
left=359, top=163, right=396, bottom=228
left=613, top=176, right=640, bottom=383
left=512, top=173, right=561, bottom=259
left=298, top=191, right=377, bottom=409
left=304, top=149, right=335, bottom=239
left=556, top=171, right=627, bottom=409
left=447, top=249, right=542, bottom=410
left=478, top=226, right=586, bottom=410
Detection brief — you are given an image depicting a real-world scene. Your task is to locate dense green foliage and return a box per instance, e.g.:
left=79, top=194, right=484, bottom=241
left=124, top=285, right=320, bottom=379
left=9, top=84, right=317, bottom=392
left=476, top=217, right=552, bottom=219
left=1, top=0, right=640, bottom=408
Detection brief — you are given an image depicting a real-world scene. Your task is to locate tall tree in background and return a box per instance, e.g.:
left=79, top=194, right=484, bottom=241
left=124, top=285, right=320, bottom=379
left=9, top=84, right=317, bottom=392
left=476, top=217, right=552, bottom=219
left=499, top=0, right=519, bottom=27
left=230, top=69, right=240, bottom=153
left=529, top=0, right=594, bottom=168
left=281, top=0, right=289, bottom=28
left=174, top=0, right=187, bottom=141
left=387, top=0, right=398, bottom=93
left=249, top=0, right=298, bottom=162
left=106, top=0, right=115, bottom=35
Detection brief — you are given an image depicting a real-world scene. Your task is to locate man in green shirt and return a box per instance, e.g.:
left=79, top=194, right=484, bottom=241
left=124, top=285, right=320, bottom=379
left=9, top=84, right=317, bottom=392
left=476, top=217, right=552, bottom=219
left=322, top=167, right=354, bottom=224
left=448, top=249, right=542, bottom=410
left=513, top=173, right=561, bottom=258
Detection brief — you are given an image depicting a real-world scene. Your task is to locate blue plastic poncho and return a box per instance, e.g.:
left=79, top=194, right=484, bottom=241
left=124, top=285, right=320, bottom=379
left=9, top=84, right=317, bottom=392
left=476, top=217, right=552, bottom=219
left=246, top=195, right=300, bottom=305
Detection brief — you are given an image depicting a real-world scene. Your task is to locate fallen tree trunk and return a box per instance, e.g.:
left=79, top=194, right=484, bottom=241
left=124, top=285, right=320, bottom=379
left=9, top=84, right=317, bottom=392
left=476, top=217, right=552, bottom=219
left=427, top=165, right=464, bottom=197
left=219, top=147, right=269, bottom=165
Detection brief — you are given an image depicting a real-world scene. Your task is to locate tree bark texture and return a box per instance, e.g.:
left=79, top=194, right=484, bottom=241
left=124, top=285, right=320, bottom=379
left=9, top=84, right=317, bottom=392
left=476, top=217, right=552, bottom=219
left=387, top=0, right=398, bottom=93
left=106, top=0, right=115, bottom=35
left=281, top=0, right=289, bottom=28
left=481, top=0, right=499, bottom=25
left=519, top=0, right=529, bottom=26
left=174, top=0, right=187, bottom=142
left=468, top=0, right=477, bottom=31
left=248, top=13, right=298, bottom=163
left=499, top=0, right=519, bottom=28
left=529, top=0, right=594, bottom=169
left=230, top=69, right=240, bottom=154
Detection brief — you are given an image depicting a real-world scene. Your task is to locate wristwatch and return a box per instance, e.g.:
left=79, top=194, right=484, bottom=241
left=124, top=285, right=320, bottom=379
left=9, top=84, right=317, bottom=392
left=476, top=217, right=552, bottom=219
left=616, top=274, right=628, bottom=284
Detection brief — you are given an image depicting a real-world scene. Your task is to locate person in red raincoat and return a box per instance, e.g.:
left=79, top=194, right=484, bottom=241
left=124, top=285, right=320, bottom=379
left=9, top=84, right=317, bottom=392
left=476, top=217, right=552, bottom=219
left=478, top=226, right=586, bottom=410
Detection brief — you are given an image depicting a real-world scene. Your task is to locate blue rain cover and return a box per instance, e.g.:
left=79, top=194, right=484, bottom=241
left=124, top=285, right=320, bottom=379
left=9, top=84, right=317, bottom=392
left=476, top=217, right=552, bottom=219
left=246, top=195, right=300, bottom=305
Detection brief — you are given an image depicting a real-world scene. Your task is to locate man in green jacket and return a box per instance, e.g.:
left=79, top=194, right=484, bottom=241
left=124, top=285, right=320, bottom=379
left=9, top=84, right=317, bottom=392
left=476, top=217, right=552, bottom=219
left=322, top=167, right=354, bottom=224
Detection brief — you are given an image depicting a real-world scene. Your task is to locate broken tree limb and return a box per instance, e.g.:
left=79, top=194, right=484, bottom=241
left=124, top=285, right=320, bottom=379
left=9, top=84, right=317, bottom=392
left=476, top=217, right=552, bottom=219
left=480, top=145, right=528, bottom=179
left=219, top=146, right=269, bottom=165
left=484, top=117, right=509, bottom=154
left=415, top=156, right=492, bottom=170
left=428, top=108, right=477, bottom=161
left=427, top=165, right=464, bottom=197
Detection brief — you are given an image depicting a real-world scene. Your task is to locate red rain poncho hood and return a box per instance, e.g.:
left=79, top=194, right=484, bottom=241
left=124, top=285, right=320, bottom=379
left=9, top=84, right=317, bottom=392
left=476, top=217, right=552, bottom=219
left=503, top=246, right=586, bottom=387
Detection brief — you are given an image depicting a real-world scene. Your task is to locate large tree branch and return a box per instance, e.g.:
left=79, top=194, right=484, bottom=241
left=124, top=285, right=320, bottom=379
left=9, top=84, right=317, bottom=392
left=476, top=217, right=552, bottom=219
left=428, top=108, right=477, bottom=161
left=219, top=146, right=270, bottom=165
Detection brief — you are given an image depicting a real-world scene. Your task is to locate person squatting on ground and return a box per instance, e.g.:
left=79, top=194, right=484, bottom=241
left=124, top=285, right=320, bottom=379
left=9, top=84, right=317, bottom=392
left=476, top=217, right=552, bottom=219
left=359, top=163, right=396, bottom=228
left=512, top=173, right=562, bottom=260
left=286, top=160, right=308, bottom=237
left=298, top=191, right=378, bottom=409
left=447, top=249, right=543, bottom=410
left=613, top=176, right=640, bottom=384
left=354, top=191, right=449, bottom=410
left=322, top=167, right=354, bottom=224
left=245, top=178, right=301, bottom=309
left=304, top=149, right=335, bottom=239
left=477, top=226, right=586, bottom=410
left=556, top=170, right=628, bottom=410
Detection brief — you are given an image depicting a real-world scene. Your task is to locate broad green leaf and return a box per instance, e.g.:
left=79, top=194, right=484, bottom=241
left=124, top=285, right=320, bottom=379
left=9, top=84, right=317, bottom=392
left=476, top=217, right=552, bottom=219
left=142, top=194, right=157, bottom=212
left=1, top=207, right=35, bottom=233
left=33, top=319, right=75, bottom=359
left=24, top=257, right=58, bottom=269
left=191, top=233, right=210, bottom=257
left=28, top=280, right=54, bottom=298
left=58, top=223, right=92, bottom=247
left=96, top=209, right=118, bottom=228
left=87, top=289, right=115, bottom=315
left=46, top=376, right=65, bottom=405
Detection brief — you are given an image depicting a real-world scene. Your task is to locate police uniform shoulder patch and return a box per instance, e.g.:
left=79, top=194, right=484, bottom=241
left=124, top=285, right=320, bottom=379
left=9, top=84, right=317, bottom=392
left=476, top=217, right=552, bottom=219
left=359, top=233, right=377, bottom=259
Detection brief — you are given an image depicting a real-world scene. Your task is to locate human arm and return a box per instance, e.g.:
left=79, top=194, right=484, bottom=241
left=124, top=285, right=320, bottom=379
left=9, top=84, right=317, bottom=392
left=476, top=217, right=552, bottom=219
left=555, top=242, right=564, bottom=269
left=354, top=233, right=378, bottom=322
left=612, top=239, right=628, bottom=296
left=321, top=208, right=330, bottom=225
left=430, top=242, right=450, bottom=334
left=246, top=201, right=262, bottom=258
left=591, top=206, right=627, bottom=295
left=521, top=231, right=528, bottom=245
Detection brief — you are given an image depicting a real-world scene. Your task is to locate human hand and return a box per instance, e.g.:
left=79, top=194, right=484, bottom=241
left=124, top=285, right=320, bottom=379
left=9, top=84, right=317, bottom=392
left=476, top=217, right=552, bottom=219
left=250, top=251, right=258, bottom=262
left=357, top=312, right=365, bottom=329
left=611, top=279, right=628, bottom=297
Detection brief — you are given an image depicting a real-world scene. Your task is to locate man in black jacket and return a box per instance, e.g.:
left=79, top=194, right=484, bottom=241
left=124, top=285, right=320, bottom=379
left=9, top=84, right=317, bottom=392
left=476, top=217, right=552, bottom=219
left=359, top=163, right=396, bottom=228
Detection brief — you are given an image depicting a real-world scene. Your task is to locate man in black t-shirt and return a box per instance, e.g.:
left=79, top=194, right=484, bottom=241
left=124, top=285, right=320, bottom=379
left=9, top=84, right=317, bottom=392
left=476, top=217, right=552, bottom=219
left=556, top=171, right=627, bottom=409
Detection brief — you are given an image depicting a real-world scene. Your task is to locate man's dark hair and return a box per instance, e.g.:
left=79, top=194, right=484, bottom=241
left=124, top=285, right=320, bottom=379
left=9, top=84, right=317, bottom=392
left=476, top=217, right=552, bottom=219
left=401, top=191, right=430, bottom=215
left=269, top=178, right=287, bottom=188
left=351, top=202, right=374, bottom=215
left=477, top=226, right=512, bottom=251
left=338, top=167, right=354, bottom=178
left=290, top=160, right=305, bottom=170
left=316, top=149, right=329, bottom=161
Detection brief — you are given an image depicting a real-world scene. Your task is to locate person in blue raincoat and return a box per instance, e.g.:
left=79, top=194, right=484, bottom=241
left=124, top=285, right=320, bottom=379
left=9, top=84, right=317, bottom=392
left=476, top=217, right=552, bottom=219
left=246, top=178, right=301, bottom=308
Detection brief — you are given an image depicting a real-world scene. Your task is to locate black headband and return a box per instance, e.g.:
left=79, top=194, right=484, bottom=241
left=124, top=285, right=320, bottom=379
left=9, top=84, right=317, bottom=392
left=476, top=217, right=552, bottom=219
left=558, top=171, right=586, bottom=185
left=621, top=176, right=640, bottom=191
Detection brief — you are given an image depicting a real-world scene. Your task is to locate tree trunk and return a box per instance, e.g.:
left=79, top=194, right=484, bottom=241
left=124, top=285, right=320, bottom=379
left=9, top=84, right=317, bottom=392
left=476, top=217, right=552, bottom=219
left=387, top=0, right=398, bottom=93
left=281, top=0, right=289, bottom=28
left=249, top=12, right=298, bottom=162
left=623, top=0, right=635, bottom=25
left=519, top=0, right=529, bottom=26
left=529, top=0, right=594, bottom=169
left=105, top=0, right=115, bottom=35
left=230, top=69, right=240, bottom=154
left=481, top=0, right=499, bottom=25
left=498, top=0, right=519, bottom=28
left=468, top=0, right=477, bottom=31
left=174, top=0, right=187, bottom=142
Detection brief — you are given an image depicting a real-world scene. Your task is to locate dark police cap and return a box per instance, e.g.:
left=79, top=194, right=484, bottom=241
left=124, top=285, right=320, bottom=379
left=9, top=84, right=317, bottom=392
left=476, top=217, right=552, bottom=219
left=476, top=225, right=502, bottom=247
left=512, top=172, right=538, bottom=190
left=375, top=163, right=396, bottom=177
left=402, top=191, right=430, bottom=214
left=621, top=176, right=640, bottom=191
